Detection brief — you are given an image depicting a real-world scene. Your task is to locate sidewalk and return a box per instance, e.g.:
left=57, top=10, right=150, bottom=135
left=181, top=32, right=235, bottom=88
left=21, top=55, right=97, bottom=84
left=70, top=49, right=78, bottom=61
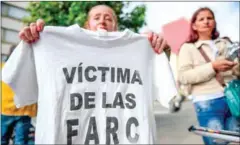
left=154, top=100, right=203, bottom=144
left=153, top=100, right=170, bottom=115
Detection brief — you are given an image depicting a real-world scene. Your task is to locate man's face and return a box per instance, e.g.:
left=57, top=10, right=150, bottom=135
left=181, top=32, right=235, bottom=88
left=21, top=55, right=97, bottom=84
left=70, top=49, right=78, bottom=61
left=88, top=6, right=117, bottom=32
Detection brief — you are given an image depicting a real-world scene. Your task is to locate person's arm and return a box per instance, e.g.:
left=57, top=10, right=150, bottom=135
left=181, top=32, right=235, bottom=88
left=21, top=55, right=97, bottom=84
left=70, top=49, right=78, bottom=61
left=177, top=43, right=216, bottom=85
left=178, top=43, right=237, bottom=85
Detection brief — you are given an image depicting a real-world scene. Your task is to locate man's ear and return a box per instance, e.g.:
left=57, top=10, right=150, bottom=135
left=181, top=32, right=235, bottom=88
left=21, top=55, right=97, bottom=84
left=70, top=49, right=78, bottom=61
left=84, top=20, right=89, bottom=29
left=113, top=23, right=118, bottom=31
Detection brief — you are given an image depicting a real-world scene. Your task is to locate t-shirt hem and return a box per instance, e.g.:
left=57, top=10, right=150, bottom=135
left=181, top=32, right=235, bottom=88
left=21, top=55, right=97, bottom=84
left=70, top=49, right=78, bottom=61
left=2, top=79, right=37, bottom=108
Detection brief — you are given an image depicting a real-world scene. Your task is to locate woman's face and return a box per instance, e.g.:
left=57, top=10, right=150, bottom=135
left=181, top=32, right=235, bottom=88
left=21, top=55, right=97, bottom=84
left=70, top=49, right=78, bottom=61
left=88, top=6, right=117, bottom=32
left=193, top=10, right=216, bottom=36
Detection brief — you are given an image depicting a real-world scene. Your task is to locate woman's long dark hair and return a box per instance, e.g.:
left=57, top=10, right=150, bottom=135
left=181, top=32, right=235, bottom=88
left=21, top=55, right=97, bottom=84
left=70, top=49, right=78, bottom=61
left=187, top=7, right=220, bottom=43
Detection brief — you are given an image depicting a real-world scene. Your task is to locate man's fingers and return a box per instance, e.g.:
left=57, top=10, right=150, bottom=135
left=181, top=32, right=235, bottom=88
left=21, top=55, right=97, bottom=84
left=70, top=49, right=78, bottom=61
left=151, top=33, right=158, bottom=49
left=19, top=31, right=30, bottom=42
left=18, top=31, right=25, bottom=40
left=154, top=36, right=163, bottom=53
left=21, top=35, right=31, bottom=43
left=23, top=27, right=33, bottom=41
left=157, top=38, right=167, bottom=54
left=36, top=19, right=45, bottom=31
left=30, top=23, right=39, bottom=39
left=147, top=32, right=153, bottom=42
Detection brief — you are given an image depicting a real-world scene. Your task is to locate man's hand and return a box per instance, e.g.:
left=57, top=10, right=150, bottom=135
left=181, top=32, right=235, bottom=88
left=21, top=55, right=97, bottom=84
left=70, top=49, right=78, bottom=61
left=143, top=31, right=168, bottom=54
left=18, top=19, right=45, bottom=43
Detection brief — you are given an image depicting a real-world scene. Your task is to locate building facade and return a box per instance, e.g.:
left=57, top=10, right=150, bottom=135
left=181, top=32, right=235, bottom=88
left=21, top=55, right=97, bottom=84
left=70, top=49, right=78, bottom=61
left=1, top=1, right=30, bottom=62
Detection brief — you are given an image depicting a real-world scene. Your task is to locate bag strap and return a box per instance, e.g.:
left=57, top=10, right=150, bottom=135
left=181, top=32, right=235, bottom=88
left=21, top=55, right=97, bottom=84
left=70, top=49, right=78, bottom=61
left=198, top=46, right=225, bottom=87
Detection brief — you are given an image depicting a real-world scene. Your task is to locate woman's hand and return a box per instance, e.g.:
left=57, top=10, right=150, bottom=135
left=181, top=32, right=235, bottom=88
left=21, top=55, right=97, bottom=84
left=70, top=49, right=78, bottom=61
left=212, top=59, right=237, bottom=72
left=18, top=19, right=45, bottom=43
left=146, top=32, right=168, bottom=54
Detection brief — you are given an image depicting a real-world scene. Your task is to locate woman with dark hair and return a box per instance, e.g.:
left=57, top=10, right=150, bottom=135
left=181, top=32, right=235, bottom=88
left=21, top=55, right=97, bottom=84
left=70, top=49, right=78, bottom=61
left=178, top=7, right=240, bottom=145
left=186, top=7, right=220, bottom=43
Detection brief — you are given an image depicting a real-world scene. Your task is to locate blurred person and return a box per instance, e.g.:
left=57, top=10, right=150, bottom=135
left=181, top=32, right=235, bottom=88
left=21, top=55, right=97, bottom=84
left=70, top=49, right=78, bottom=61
left=1, top=46, right=37, bottom=145
left=178, top=7, right=240, bottom=145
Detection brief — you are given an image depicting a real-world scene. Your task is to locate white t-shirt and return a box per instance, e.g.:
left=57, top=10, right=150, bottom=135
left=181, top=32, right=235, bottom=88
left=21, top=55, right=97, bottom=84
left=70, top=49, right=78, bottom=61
left=2, top=25, right=158, bottom=144
left=200, top=40, right=219, bottom=59
left=153, top=52, right=178, bottom=108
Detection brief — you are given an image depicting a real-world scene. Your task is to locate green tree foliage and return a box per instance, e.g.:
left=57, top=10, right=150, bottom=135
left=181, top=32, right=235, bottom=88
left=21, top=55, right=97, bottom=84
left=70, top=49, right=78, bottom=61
left=23, top=1, right=146, bottom=32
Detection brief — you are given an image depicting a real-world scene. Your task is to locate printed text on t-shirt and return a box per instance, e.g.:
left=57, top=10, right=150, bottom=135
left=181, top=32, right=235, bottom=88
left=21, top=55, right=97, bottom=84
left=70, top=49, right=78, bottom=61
left=62, top=63, right=143, bottom=145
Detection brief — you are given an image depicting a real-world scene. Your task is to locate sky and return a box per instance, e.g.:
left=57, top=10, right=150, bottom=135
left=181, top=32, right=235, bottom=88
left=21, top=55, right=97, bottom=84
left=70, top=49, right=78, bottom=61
left=130, top=2, right=239, bottom=42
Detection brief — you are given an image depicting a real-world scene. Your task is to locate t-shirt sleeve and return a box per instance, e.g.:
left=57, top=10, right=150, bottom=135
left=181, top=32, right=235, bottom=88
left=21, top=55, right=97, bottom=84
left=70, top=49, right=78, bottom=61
left=2, top=41, right=38, bottom=108
left=152, top=52, right=179, bottom=108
